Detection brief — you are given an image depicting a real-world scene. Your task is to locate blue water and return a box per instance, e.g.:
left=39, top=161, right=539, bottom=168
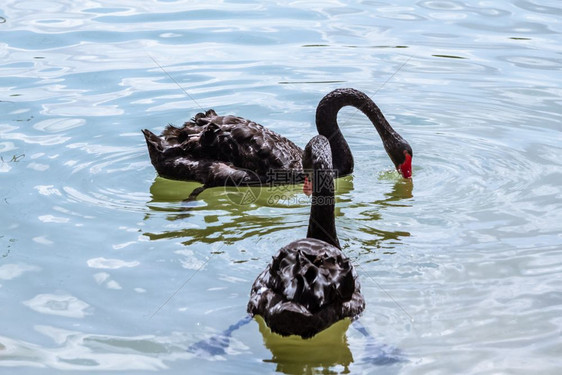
left=1, top=1, right=562, bottom=374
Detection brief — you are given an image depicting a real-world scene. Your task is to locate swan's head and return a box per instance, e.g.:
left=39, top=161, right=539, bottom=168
left=389, top=141, right=413, bottom=179
left=302, top=135, right=333, bottom=196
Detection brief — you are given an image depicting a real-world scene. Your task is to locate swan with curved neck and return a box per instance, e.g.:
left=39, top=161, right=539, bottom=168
left=247, top=135, right=364, bottom=338
left=142, top=88, right=412, bottom=190
left=316, top=88, right=412, bottom=178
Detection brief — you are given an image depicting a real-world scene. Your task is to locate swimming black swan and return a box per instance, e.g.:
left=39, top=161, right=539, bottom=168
left=142, top=88, right=412, bottom=188
left=247, top=135, right=365, bottom=338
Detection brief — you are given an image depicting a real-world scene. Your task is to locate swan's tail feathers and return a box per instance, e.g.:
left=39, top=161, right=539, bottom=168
left=142, top=129, right=162, bottom=150
left=142, top=129, right=165, bottom=165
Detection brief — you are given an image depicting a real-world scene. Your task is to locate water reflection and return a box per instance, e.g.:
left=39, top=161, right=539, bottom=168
left=376, top=177, right=414, bottom=204
left=256, top=316, right=354, bottom=374
left=143, top=175, right=351, bottom=245
left=255, top=316, right=405, bottom=373
left=144, top=210, right=295, bottom=247
left=345, top=178, right=412, bottom=255
left=144, top=177, right=305, bottom=246
left=143, top=176, right=412, bottom=251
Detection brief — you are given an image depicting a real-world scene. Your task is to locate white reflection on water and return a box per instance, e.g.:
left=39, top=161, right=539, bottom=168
left=1, top=326, right=174, bottom=371
left=86, top=257, right=140, bottom=269
left=23, top=294, right=90, bottom=319
left=0, top=263, right=39, bottom=281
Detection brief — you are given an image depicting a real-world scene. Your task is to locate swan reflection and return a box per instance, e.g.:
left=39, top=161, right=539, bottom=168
left=143, top=175, right=411, bottom=249
left=256, top=316, right=354, bottom=374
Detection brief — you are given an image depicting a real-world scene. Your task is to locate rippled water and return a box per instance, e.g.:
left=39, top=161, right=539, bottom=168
left=1, top=0, right=562, bottom=374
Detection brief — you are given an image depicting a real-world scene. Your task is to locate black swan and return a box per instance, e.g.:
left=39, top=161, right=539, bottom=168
left=142, top=88, right=412, bottom=189
left=247, top=135, right=365, bottom=338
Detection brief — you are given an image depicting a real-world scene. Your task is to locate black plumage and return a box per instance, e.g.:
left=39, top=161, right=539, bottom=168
left=142, top=88, right=413, bottom=188
left=247, top=136, right=365, bottom=338
left=142, top=109, right=302, bottom=186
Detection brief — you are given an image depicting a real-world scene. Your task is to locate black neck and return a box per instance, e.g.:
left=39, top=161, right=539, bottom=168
left=315, top=88, right=399, bottom=176
left=306, top=169, right=340, bottom=249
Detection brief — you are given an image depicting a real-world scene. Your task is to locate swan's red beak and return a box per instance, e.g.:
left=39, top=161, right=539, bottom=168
left=303, top=176, right=312, bottom=196
left=398, top=151, right=412, bottom=179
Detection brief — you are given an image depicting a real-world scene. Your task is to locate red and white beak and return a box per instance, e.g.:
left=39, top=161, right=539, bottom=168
left=398, top=151, right=412, bottom=179
left=303, top=176, right=313, bottom=196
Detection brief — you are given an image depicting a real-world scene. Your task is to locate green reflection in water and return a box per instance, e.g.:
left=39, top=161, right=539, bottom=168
left=344, top=176, right=412, bottom=255
left=144, top=177, right=308, bottom=246
left=255, top=315, right=353, bottom=374
left=374, top=177, right=413, bottom=205
left=144, top=175, right=411, bottom=253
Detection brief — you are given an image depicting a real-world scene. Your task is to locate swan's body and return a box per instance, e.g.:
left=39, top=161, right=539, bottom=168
left=247, top=238, right=364, bottom=338
left=142, top=88, right=412, bottom=189
left=247, top=136, right=365, bottom=338
left=142, top=110, right=303, bottom=186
